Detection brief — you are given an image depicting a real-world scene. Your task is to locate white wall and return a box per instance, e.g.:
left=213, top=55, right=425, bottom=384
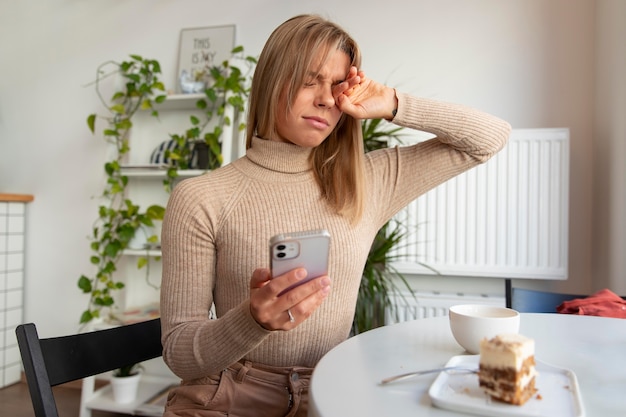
left=593, top=0, right=626, bottom=294
left=0, top=0, right=621, bottom=337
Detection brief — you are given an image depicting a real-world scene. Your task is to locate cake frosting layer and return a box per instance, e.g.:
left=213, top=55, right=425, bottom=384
left=479, top=333, right=534, bottom=369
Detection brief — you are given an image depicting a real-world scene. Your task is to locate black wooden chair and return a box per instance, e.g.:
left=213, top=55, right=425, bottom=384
left=15, top=318, right=163, bottom=417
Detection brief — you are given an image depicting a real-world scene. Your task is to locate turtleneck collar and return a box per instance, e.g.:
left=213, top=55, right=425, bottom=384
left=245, top=136, right=313, bottom=174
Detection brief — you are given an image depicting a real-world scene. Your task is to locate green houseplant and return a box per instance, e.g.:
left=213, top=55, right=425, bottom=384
left=113, top=363, right=142, bottom=377
left=78, top=55, right=167, bottom=325
left=110, top=363, right=143, bottom=403
left=161, top=46, right=257, bottom=192
left=352, top=119, right=438, bottom=335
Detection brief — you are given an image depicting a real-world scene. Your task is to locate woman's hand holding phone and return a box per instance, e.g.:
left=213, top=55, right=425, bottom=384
left=249, top=267, right=331, bottom=331
left=249, top=230, right=332, bottom=330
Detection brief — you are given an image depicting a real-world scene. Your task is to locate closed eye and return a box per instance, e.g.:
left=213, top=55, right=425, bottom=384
left=304, top=71, right=344, bottom=88
left=303, top=79, right=344, bottom=89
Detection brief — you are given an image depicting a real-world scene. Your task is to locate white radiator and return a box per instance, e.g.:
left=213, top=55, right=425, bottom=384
left=385, top=291, right=505, bottom=324
left=392, top=128, right=569, bottom=280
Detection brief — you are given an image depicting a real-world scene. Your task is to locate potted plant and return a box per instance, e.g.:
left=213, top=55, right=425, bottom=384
left=161, top=46, right=257, bottom=192
left=352, top=119, right=438, bottom=335
left=110, top=363, right=143, bottom=404
left=78, top=55, right=167, bottom=325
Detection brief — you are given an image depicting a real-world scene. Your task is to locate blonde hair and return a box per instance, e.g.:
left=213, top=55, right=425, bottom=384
left=246, top=14, right=366, bottom=224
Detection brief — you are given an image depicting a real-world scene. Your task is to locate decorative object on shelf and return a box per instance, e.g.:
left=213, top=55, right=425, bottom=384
left=192, top=140, right=214, bottom=170
left=110, top=364, right=142, bottom=404
left=176, top=25, right=236, bottom=94
left=179, top=69, right=206, bottom=94
left=116, top=302, right=161, bottom=325
left=150, top=139, right=179, bottom=165
left=150, top=139, right=211, bottom=170
left=78, top=55, right=167, bottom=325
left=127, top=225, right=155, bottom=250
left=352, top=119, right=438, bottom=335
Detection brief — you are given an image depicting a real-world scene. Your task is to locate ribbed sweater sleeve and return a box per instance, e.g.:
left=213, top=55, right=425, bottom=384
left=368, top=93, right=511, bottom=220
left=160, top=93, right=511, bottom=380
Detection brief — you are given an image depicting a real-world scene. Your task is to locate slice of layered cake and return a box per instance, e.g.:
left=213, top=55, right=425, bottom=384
left=478, top=334, right=537, bottom=405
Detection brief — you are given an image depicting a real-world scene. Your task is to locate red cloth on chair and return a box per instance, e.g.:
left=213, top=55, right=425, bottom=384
left=557, top=289, right=626, bottom=318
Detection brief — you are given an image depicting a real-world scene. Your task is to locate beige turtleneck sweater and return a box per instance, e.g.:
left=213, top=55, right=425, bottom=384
left=160, top=93, right=511, bottom=380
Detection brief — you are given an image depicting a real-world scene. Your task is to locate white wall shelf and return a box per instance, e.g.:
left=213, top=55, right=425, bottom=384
left=152, top=93, right=204, bottom=111
left=121, top=167, right=206, bottom=178
left=123, top=249, right=162, bottom=257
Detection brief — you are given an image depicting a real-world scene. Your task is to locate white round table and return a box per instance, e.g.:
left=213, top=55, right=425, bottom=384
left=309, top=313, right=626, bottom=417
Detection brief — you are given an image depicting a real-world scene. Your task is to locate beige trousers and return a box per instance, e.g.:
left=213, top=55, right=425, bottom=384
left=163, top=360, right=312, bottom=417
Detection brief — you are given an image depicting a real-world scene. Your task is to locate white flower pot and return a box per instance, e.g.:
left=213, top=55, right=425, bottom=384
left=111, top=372, right=141, bottom=404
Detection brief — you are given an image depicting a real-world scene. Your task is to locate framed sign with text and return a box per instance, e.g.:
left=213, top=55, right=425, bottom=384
left=176, top=25, right=236, bottom=93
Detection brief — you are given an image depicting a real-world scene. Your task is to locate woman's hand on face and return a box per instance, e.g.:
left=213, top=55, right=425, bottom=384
left=333, top=66, right=397, bottom=120
left=249, top=267, right=331, bottom=331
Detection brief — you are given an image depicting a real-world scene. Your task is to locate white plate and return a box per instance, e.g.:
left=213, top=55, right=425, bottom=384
left=428, top=355, right=584, bottom=417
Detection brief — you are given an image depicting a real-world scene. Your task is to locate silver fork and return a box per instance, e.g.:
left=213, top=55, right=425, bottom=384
left=379, top=366, right=478, bottom=385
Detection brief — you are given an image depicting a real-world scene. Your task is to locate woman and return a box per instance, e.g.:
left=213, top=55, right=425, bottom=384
left=160, top=14, right=510, bottom=417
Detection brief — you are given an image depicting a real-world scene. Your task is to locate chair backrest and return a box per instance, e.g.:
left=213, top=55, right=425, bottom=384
left=15, top=318, right=162, bottom=417
left=508, top=287, right=587, bottom=313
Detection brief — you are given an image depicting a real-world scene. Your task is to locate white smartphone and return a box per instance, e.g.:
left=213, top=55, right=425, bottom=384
left=270, top=229, right=331, bottom=295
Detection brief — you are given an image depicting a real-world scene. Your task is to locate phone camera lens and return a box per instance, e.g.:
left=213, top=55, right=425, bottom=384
left=277, top=244, right=286, bottom=250
left=277, top=252, right=286, bottom=258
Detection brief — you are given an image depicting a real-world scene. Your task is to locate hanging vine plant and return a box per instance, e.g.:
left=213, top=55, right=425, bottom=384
left=78, top=55, right=167, bottom=325
left=77, top=49, right=257, bottom=325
